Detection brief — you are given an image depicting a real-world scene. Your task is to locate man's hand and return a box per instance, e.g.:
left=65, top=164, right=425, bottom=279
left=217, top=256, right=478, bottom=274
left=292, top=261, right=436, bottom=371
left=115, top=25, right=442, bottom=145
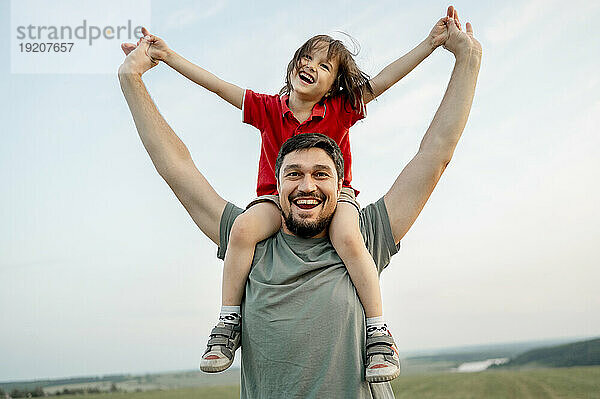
left=132, top=27, right=172, bottom=64
left=442, top=6, right=482, bottom=60
left=119, top=34, right=158, bottom=76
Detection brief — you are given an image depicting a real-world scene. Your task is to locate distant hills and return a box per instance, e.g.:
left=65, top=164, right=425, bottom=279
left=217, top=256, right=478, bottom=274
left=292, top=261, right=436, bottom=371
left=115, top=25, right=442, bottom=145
left=496, top=338, right=600, bottom=368
left=402, top=337, right=582, bottom=369
left=403, top=336, right=582, bottom=360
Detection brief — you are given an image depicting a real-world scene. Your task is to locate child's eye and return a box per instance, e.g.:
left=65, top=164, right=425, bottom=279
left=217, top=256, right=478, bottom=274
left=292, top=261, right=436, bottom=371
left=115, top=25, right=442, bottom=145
left=302, top=54, right=312, bottom=61
left=320, top=64, right=330, bottom=71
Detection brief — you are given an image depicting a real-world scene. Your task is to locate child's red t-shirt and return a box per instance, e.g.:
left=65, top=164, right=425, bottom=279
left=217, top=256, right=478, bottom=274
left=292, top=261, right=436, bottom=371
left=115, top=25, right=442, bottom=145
left=243, top=89, right=364, bottom=197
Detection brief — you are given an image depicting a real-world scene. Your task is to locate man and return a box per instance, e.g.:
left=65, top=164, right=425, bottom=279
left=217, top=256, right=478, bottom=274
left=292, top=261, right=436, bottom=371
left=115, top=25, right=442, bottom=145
left=119, top=6, right=481, bottom=398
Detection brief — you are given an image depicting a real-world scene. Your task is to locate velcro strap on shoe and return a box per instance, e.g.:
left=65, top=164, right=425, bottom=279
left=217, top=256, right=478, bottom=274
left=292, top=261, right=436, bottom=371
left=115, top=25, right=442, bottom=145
left=211, top=326, right=238, bottom=338
left=367, top=344, right=395, bottom=357
left=366, top=334, right=394, bottom=348
left=204, top=343, right=234, bottom=360
left=208, top=336, right=231, bottom=347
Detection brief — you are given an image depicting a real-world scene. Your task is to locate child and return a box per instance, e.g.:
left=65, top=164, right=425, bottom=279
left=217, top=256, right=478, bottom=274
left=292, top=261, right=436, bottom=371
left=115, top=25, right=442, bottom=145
left=138, top=16, right=450, bottom=383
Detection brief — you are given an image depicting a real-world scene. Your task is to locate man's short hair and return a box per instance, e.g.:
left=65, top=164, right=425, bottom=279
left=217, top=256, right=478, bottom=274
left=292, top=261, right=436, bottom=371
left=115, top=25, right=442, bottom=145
left=275, top=133, right=344, bottom=182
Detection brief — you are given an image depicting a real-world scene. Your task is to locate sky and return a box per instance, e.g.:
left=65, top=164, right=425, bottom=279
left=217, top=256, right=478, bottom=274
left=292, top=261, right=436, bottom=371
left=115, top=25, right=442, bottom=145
left=1, top=0, right=599, bottom=381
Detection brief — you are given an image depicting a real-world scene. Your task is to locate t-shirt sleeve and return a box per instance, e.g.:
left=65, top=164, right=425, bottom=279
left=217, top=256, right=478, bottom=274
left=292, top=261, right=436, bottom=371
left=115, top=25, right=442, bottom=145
left=333, top=95, right=365, bottom=129
left=242, top=89, right=272, bottom=132
left=217, top=202, right=244, bottom=260
left=359, top=197, right=401, bottom=274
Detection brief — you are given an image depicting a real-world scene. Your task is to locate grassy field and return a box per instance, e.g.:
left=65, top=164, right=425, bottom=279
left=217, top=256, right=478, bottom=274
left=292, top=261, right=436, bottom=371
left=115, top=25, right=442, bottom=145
left=391, top=366, right=600, bottom=398
left=63, top=385, right=240, bottom=399
left=61, top=366, right=600, bottom=398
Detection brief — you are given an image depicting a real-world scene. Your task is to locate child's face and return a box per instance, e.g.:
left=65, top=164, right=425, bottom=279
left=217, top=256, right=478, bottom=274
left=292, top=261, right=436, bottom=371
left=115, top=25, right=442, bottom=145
left=291, top=42, right=339, bottom=102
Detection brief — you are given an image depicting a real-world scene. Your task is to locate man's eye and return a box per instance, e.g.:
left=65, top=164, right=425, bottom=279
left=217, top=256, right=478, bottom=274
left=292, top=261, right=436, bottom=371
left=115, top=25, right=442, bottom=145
left=315, top=172, right=329, bottom=178
left=286, top=172, right=300, bottom=177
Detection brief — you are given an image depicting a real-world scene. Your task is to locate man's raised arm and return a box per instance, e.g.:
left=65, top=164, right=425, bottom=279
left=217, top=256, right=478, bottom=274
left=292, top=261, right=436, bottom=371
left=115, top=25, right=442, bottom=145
left=384, top=7, right=482, bottom=245
left=119, top=38, right=227, bottom=245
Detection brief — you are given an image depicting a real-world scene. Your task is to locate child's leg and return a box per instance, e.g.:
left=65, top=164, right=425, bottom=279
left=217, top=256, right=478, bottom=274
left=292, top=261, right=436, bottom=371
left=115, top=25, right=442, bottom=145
left=201, top=200, right=281, bottom=373
left=329, top=198, right=400, bottom=382
left=329, top=202, right=382, bottom=318
left=222, top=201, right=281, bottom=306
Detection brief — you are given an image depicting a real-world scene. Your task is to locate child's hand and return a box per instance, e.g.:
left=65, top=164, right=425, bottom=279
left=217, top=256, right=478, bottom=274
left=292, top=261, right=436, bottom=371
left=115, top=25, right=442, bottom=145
left=427, top=17, right=450, bottom=50
left=135, top=27, right=172, bottom=63
left=427, top=6, right=462, bottom=50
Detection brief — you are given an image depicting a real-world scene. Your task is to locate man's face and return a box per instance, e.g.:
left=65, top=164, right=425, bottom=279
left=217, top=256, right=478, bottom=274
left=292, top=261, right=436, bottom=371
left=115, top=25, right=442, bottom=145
left=277, top=148, right=342, bottom=238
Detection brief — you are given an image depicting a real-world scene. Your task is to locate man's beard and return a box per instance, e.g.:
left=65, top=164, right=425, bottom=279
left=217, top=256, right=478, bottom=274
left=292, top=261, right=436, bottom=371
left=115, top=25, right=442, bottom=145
left=283, top=209, right=334, bottom=238
left=282, top=191, right=335, bottom=238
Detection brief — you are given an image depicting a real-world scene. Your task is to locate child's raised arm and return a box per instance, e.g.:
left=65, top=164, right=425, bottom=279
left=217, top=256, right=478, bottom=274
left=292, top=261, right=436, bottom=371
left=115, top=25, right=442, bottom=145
left=362, top=14, right=454, bottom=105
left=141, top=27, right=244, bottom=110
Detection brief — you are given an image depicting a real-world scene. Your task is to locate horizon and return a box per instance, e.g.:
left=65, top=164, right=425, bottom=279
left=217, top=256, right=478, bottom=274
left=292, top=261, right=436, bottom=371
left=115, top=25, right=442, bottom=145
left=2, top=334, right=597, bottom=383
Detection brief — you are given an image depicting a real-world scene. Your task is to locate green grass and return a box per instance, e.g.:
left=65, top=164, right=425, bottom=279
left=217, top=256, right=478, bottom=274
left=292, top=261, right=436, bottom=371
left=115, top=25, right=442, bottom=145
left=390, top=366, right=600, bottom=399
left=65, top=385, right=240, bottom=399
left=62, top=366, right=600, bottom=398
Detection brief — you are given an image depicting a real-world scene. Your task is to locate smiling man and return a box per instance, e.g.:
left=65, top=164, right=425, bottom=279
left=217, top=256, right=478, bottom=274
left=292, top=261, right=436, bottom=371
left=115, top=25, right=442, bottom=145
left=216, top=133, right=401, bottom=397
left=119, top=6, right=481, bottom=398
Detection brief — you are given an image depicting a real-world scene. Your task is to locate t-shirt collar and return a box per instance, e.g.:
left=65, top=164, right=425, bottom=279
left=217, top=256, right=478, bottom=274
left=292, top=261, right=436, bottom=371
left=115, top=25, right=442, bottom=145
left=280, top=94, right=326, bottom=122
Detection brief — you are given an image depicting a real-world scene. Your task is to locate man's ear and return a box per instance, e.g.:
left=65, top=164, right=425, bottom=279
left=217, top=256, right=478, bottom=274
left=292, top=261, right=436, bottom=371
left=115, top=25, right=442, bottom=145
left=337, top=179, right=343, bottom=196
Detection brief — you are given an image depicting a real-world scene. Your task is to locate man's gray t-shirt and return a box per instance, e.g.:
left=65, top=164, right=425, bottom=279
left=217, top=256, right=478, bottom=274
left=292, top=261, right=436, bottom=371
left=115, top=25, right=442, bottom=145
left=218, top=197, right=400, bottom=398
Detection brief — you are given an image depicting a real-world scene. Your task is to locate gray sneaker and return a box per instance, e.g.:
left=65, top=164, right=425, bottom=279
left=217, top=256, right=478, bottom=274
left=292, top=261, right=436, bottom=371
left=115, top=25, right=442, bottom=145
left=200, top=322, right=241, bottom=373
left=365, top=330, right=400, bottom=383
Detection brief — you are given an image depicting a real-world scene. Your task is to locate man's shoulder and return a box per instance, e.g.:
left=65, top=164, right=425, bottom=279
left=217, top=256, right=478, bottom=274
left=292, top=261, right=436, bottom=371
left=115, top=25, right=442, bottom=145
left=359, top=197, right=387, bottom=221
left=219, top=198, right=399, bottom=268
left=220, top=198, right=390, bottom=238
left=217, top=202, right=245, bottom=260
left=359, top=197, right=400, bottom=273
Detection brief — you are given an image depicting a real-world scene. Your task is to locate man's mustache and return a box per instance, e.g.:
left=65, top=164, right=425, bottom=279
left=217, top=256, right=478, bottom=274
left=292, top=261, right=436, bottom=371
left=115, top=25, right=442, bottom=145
left=288, top=191, right=326, bottom=203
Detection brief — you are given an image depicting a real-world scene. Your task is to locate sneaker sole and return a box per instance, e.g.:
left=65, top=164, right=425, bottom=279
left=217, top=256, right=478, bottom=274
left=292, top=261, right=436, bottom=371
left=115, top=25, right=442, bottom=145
left=365, top=367, right=401, bottom=383
left=199, top=357, right=233, bottom=373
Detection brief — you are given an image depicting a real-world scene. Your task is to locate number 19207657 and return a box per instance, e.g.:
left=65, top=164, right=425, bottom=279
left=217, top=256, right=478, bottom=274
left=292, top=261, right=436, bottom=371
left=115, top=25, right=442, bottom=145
left=19, top=42, right=74, bottom=52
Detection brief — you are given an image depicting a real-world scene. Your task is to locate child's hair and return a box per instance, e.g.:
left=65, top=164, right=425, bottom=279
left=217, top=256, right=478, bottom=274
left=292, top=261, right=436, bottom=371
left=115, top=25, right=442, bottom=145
left=279, top=34, right=373, bottom=115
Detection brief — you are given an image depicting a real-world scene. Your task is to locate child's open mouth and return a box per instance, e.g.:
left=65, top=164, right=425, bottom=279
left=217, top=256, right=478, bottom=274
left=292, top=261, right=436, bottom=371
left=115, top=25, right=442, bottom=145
left=299, top=71, right=315, bottom=84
